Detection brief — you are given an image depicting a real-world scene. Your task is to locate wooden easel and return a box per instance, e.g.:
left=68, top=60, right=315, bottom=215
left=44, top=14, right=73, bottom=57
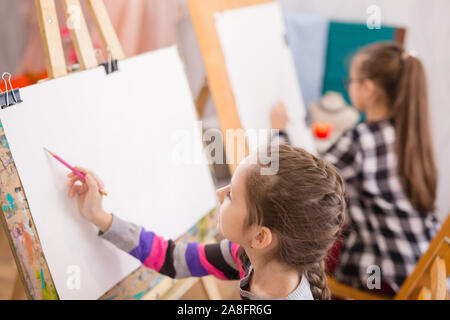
left=187, top=0, right=275, bottom=174
left=35, top=0, right=124, bottom=78
left=1, top=0, right=222, bottom=300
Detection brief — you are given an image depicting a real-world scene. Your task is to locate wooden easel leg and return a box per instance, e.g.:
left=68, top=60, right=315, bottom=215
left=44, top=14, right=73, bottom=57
left=85, top=0, right=125, bottom=60
left=195, top=80, right=210, bottom=118
left=200, top=276, right=223, bottom=300
left=34, top=0, right=68, bottom=78
left=61, top=0, right=98, bottom=70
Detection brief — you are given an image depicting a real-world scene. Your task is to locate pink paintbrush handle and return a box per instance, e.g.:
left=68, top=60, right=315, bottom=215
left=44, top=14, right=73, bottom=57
left=53, top=154, right=107, bottom=195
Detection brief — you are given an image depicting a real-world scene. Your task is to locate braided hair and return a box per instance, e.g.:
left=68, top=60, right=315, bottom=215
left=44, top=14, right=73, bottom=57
left=242, top=144, right=346, bottom=300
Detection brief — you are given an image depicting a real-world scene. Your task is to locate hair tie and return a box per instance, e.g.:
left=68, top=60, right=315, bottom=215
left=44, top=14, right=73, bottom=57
left=402, top=50, right=418, bottom=60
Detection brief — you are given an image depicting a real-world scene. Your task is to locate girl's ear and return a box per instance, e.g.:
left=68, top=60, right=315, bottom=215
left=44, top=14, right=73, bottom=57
left=251, top=226, right=273, bottom=249
left=362, top=78, right=377, bottom=99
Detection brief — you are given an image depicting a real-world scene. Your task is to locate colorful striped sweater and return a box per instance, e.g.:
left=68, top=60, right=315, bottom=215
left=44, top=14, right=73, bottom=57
left=99, top=215, right=313, bottom=300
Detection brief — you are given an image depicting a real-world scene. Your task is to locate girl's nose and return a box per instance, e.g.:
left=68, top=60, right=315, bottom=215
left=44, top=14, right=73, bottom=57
left=216, top=188, right=224, bottom=204
left=216, top=186, right=228, bottom=204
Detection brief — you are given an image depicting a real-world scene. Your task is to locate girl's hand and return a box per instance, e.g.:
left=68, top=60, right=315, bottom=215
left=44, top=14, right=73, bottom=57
left=271, top=102, right=289, bottom=131
left=67, top=167, right=112, bottom=232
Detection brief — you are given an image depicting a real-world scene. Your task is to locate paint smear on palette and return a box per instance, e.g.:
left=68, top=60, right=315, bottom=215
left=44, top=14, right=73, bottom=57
left=16, top=191, right=34, bottom=237
left=138, top=270, right=152, bottom=281
left=3, top=193, right=17, bottom=218
left=40, top=269, right=45, bottom=290
left=148, top=275, right=165, bottom=288
left=131, top=290, right=149, bottom=300
left=20, top=222, right=34, bottom=263
left=187, top=225, right=198, bottom=237
left=0, top=135, right=9, bottom=148
left=36, top=269, right=59, bottom=300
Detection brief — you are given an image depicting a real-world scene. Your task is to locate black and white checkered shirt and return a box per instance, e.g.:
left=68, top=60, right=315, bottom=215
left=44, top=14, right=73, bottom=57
left=323, top=119, right=440, bottom=292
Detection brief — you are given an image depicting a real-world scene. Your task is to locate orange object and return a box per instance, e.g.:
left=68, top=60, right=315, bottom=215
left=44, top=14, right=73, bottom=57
left=0, top=72, right=48, bottom=92
left=0, top=76, right=32, bottom=92
left=313, top=122, right=333, bottom=139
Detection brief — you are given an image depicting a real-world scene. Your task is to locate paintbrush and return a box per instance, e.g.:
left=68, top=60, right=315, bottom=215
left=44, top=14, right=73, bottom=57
left=44, top=147, right=108, bottom=196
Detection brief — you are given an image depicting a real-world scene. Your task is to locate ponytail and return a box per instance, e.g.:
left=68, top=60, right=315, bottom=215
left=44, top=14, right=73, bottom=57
left=357, top=42, right=437, bottom=213
left=392, top=55, right=437, bottom=212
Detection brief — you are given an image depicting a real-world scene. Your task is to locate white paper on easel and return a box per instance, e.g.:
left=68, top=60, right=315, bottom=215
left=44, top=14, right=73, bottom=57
left=0, top=47, right=217, bottom=300
left=215, top=2, right=316, bottom=153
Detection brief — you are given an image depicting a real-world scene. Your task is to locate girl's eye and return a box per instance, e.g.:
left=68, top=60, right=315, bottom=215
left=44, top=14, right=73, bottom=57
left=226, top=191, right=231, bottom=199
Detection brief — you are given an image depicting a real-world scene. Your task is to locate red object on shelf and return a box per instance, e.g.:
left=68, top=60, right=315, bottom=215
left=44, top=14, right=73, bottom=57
left=0, top=76, right=31, bottom=92
left=313, top=122, right=333, bottom=139
left=0, top=73, right=48, bottom=92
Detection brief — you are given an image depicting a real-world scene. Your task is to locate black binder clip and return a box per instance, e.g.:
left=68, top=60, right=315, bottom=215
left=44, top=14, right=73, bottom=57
left=99, top=48, right=119, bottom=75
left=0, top=72, right=23, bottom=109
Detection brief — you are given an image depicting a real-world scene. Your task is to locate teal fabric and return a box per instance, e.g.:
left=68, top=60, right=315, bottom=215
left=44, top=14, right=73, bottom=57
left=322, top=21, right=397, bottom=122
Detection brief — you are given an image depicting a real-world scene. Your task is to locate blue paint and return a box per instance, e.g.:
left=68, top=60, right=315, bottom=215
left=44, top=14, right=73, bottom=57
left=40, top=268, right=45, bottom=290
left=6, top=193, right=15, bottom=207
left=138, top=270, right=151, bottom=281
left=130, top=290, right=148, bottom=300
left=0, top=135, right=9, bottom=149
left=4, top=193, right=17, bottom=218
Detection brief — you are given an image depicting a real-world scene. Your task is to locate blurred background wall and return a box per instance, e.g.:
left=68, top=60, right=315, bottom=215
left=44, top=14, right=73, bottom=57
left=0, top=1, right=29, bottom=74
left=0, top=0, right=449, bottom=219
left=279, top=0, right=450, bottom=220
left=0, top=0, right=187, bottom=74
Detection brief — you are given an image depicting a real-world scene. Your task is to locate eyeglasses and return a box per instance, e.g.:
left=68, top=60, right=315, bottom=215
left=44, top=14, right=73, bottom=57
left=343, top=77, right=365, bottom=90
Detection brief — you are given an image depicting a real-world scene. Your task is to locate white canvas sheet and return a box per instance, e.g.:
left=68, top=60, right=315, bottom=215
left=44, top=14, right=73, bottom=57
left=215, top=2, right=315, bottom=153
left=0, top=47, right=217, bottom=299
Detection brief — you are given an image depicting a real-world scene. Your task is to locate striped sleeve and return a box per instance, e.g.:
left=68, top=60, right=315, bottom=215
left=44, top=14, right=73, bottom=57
left=99, top=215, right=242, bottom=280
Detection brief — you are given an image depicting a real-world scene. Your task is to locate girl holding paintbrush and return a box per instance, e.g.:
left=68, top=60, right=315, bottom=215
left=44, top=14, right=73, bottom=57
left=67, top=143, right=346, bottom=300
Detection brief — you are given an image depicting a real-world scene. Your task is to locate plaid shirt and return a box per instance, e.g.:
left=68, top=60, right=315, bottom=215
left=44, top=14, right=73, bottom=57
left=323, top=119, right=439, bottom=292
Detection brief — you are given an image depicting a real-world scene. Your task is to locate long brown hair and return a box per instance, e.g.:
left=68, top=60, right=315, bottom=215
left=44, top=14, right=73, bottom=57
left=355, top=42, right=437, bottom=212
left=241, top=144, right=346, bottom=300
